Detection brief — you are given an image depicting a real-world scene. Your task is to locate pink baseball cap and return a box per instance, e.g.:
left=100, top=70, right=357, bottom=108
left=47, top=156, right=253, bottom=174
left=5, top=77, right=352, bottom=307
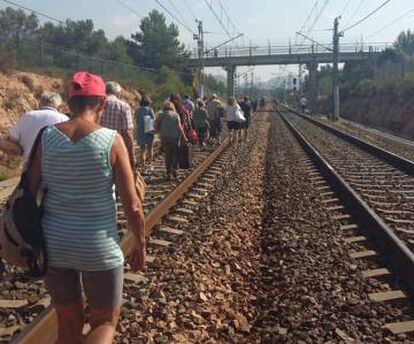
left=68, top=72, right=106, bottom=99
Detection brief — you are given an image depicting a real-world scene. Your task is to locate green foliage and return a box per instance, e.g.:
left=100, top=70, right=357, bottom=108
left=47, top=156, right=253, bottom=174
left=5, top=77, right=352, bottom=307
left=0, top=7, right=38, bottom=41
left=204, top=74, right=226, bottom=96
left=156, top=66, right=191, bottom=103
left=395, top=30, right=414, bottom=56
left=0, top=6, right=195, bottom=106
left=128, top=10, right=187, bottom=71
left=355, top=78, right=376, bottom=97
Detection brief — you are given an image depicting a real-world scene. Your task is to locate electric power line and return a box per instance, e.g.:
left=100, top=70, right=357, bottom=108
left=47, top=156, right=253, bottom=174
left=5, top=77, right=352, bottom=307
left=217, top=0, right=241, bottom=35
left=154, top=0, right=195, bottom=34
left=340, top=0, right=353, bottom=17
left=344, top=0, right=366, bottom=27
left=367, top=7, right=414, bottom=39
left=1, top=0, right=64, bottom=24
left=165, top=0, right=192, bottom=30
left=298, top=1, right=319, bottom=34
left=116, top=0, right=143, bottom=19
left=181, top=0, right=197, bottom=21
left=296, top=0, right=330, bottom=48
left=343, top=0, right=393, bottom=32
left=305, top=0, right=330, bottom=35
left=204, top=0, right=241, bottom=38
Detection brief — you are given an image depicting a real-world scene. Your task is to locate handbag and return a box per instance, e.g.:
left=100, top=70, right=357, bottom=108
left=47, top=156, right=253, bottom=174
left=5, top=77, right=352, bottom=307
left=0, top=127, right=47, bottom=277
left=187, top=128, right=199, bottom=145
left=235, top=106, right=246, bottom=123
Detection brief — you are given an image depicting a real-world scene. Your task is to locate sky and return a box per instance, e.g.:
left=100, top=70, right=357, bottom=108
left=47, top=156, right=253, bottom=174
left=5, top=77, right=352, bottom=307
left=2, top=0, right=414, bottom=83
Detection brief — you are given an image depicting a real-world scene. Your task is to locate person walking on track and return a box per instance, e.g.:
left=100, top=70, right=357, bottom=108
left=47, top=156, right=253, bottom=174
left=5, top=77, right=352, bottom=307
left=28, top=72, right=146, bottom=344
left=170, top=93, right=191, bottom=131
left=240, top=96, right=252, bottom=141
left=193, top=99, right=210, bottom=148
left=225, top=97, right=245, bottom=144
left=136, top=95, right=155, bottom=175
left=155, top=101, right=188, bottom=181
left=206, top=94, right=223, bottom=144
left=100, top=81, right=136, bottom=172
left=0, top=91, right=68, bottom=160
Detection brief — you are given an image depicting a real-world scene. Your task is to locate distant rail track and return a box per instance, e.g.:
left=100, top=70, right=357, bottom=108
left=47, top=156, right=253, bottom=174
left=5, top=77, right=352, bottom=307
left=278, top=106, right=414, bottom=335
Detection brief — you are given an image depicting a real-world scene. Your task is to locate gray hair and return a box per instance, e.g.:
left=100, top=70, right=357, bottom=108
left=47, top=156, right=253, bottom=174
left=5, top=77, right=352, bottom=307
left=39, top=91, right=63, bottom=109
left=106, top=81, right=123, bottom=96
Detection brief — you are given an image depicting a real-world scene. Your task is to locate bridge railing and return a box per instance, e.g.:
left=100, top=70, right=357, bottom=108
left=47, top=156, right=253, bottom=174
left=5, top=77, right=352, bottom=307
left=190, top=42, right=393, bottom=59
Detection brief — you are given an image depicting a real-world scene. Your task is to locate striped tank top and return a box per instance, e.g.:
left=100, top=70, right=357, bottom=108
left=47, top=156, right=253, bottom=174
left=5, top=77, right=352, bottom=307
left=41, top=125, right=124, bottom=271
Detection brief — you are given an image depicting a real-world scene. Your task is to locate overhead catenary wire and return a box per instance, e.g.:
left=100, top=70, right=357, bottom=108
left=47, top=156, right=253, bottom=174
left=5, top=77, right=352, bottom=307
left=367, top=7, right=414, bottom=39
left=343, top=0, right=392, bottom=33
left=305, top=0, right=330, bottom=35
left=116, top=0, right=143, bottom=19
left=165, top=0, right=192, bottom=30
left=340, top=0, right=353, bottom=17
left=1, top=0, right=64, bottom=24
left=296, top=0, right=330, bottom=48
left=204, top=0, right=242, bottom=39
left=154, top=0, right=196, bottom=34
left=344, top=0, right=366, bottom=27
left=181, top=0, right=197, bottom=22
left=298, top=1, right=319, bottom=34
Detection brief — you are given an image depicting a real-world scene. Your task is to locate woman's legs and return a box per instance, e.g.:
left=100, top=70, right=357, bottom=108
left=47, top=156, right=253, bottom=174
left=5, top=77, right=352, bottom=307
left=139, top=147, right=146, bottom=169
left=162, top=138, right=173, bottom=178
left=82, top=267, right=123, bottom=344
left=46, top=266, right=123, bottom=344
left=146, top=141, right=154, bottom=169
left=45, top=268, right=85, bottom=344
left=170, top=139, right=179, bottom=178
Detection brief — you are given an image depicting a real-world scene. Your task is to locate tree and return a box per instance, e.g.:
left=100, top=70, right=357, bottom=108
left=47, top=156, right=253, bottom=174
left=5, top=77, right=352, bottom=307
left=128, top=10, right=187, bottom=70
left=0, top=7, right=38, bottom=41
left=395, top=30, right=414, bottom=56
left=39, top=19, right=108, bottom=55
left=106, top=36, right=133, bottom=64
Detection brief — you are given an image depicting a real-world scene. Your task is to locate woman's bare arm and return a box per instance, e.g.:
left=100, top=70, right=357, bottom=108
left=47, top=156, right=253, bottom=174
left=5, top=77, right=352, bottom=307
left=111, top=134, right=146, bottom=270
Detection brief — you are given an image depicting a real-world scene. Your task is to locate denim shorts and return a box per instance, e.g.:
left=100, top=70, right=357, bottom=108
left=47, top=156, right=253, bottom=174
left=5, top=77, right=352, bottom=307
left=137, top=133, right=154, bottom=149
left=45, top=266, right=123, bottom=308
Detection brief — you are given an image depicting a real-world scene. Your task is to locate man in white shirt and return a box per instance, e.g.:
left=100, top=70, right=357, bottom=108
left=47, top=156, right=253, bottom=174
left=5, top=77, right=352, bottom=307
left=0, top=91, right=69, bottom=160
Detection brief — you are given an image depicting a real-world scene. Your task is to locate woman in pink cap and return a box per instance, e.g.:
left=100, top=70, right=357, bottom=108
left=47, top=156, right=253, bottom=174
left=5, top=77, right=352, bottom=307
left=28, top=72, right=146, bottom=344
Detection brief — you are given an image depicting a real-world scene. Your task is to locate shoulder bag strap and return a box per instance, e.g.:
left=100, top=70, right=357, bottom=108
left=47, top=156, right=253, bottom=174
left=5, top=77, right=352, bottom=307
left=21, top=126, right=47, bottom=188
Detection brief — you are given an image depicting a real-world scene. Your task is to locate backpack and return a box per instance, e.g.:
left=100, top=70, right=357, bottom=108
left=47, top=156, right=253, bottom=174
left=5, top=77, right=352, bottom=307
left=0, top=128, right=47, bottom=277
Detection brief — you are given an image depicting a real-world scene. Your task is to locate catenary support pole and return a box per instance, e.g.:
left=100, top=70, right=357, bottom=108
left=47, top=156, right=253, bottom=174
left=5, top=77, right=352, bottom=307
left=332, top=16, right=342, bottom=120
left=226, top=65, right=236, bottom=97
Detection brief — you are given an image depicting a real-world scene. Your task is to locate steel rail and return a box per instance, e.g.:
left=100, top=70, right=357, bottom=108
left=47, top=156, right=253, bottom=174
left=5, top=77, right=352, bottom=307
left=278, top=109, right=414, bottom=294
left=13, top=138, right=230, bottom=344
left=281, top=104, right=414, bottom=176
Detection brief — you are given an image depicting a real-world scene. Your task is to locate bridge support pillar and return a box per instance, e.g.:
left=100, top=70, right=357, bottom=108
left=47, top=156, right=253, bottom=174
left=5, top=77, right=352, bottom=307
left=306, top=61, right=318, bottom=113
left=225, top=65, right=236, bottom=97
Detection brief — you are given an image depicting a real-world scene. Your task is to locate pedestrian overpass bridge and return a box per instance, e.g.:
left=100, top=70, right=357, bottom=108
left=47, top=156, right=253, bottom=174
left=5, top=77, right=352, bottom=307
left=186, top=43, right=390, bottom=97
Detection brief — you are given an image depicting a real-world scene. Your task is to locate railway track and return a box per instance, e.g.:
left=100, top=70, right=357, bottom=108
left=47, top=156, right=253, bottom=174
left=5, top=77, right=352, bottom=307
left=0, top=124, right=241, bottom=342
left=278, top=107, right=414, bottom=337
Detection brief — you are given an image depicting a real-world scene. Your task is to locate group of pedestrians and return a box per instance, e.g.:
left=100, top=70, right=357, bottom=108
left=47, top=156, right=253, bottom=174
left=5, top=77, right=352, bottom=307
left=224, top=96, right=253, bottom=144
left=0, top=72, right=145, bottom=344
left=0, top=69, right=256, bottom=343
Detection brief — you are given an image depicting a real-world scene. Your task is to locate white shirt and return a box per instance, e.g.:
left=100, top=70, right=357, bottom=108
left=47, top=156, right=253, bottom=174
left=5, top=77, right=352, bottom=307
left=10, top=107, right=69, bottom=159
left=299, top=97, right=308, bottom=106
left=225, top=103, right=242, bottom=122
